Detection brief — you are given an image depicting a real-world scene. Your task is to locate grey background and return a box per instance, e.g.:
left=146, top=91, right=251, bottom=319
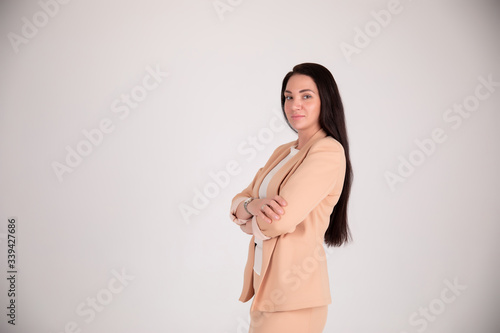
left=0, top=0, right=499, bottom=332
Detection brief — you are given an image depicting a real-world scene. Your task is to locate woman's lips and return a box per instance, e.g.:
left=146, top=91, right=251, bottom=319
left=291, top=115, right=305, bottom=119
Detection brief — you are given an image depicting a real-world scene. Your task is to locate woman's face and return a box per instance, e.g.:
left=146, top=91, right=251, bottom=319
left=283, top=74, right=321, bottom=133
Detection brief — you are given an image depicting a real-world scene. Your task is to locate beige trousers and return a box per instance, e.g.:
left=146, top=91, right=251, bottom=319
left=250, top=271, right=328, bottom=333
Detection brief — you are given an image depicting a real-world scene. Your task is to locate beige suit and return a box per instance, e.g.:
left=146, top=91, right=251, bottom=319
left=230, top=128, right=347, bottom=317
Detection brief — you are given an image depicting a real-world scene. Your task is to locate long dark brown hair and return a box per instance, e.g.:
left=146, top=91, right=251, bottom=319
left=280, top=63, right=353, bottom=247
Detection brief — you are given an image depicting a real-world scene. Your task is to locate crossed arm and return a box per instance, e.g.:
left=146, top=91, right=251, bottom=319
left=230, top=139, right=345, bottom=239
left=233, top=195, right=288, bottom=235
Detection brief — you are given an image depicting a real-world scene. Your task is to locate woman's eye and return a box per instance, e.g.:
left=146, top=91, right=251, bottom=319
left=285, top=96, right=292, bottom=100
left=303, top=95, right=312, bottom=99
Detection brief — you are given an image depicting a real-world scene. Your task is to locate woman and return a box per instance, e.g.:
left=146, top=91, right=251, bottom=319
left=229, top=63, right=353, bottom=333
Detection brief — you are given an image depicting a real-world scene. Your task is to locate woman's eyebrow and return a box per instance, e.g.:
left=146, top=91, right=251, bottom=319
left=284, top=89, right=316, bottom=94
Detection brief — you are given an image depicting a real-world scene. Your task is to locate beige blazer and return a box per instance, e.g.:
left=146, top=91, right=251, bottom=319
left=230, top=128, right=347, bottom=312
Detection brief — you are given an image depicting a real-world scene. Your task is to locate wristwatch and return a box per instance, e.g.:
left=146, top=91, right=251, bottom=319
left=243, top=197, right=254, bottom=215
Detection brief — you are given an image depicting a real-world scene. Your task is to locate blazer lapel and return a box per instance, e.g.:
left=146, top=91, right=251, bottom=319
left=250, top=141, right=296, bottom=199
left=266, top=128, right=327, bottom=199
left=256, top=128, right=328, bottom=295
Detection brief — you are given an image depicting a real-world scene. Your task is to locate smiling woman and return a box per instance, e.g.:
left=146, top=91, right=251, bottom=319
left=283, top=74, right=322, bottom=148
left=229, top=63, right=353, bottom=333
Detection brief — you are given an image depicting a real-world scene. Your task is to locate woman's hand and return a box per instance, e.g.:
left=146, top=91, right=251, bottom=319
left=247, top=195, right=287, bottom=224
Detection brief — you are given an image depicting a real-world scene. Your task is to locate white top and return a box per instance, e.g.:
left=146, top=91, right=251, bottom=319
left=254, top=146, right=299, bottom=275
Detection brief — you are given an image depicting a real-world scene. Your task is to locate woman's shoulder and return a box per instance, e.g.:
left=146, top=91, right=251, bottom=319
left=273, top=133, right=344, bottom=155
left=313, top=136, right=344, bottom=152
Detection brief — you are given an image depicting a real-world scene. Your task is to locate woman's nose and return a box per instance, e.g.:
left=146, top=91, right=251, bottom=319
left=292, top=99, right=302, bottom=110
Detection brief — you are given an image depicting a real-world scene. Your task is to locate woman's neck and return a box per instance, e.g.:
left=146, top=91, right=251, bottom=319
left=296, top=127, right=321, bottom=150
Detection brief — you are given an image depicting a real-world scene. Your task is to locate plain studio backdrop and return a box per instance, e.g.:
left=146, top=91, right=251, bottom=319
left=0, top=0, right=499, bottom=332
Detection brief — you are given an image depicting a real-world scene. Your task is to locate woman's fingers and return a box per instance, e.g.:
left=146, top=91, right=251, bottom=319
left=265, top=204, right=281, bottom=220
left=259, top=204, right=276, bottom=223
left=273, top=195, right=287, bottom=207
left=267, top=200, right=284, bottom=215
left=248, top=197, right=287, bottom=224
left=259, top=208, right=273, bottom=223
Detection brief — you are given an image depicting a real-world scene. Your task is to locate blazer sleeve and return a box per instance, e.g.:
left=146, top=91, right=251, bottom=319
left=229, top=167, right=263, bottom=225
left=256, top=138, right=346, bottom=238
